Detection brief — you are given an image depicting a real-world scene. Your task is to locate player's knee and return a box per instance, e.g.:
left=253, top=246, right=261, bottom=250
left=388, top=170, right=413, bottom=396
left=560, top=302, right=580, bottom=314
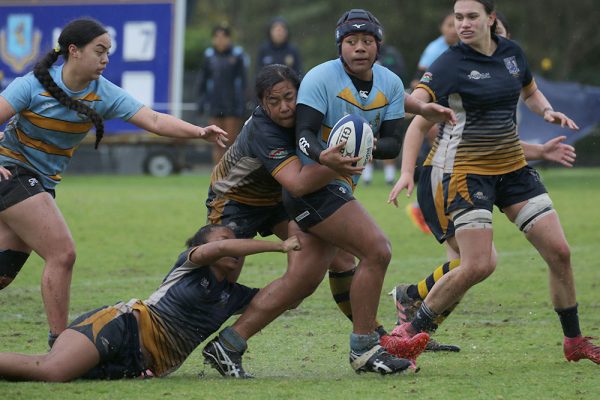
left=514, top=194, right=554, bottom=233
left=460, top=257, right=495, bottom=284
left=51, top=246, right=77, bottom=271
left=0, top=250, right=30, bottom=290
left=472, top=260, right=496, bottom=283
left=364, top=234, right=392, bottom=268
left=548, top=241, right=571, bottom=268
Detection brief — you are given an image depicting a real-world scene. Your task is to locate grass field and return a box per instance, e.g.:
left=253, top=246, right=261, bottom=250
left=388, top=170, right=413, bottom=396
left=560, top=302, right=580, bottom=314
left=0, top=167, right=598, bottom=399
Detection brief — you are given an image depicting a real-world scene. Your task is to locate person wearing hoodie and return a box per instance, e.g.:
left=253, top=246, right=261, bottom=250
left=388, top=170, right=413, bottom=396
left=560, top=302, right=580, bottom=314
left=257, top=17, right=303, bottom=76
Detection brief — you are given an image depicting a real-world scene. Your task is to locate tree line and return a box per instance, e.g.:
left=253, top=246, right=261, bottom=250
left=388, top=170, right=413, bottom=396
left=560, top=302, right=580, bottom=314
left=184, top=0, right=600, bottom=86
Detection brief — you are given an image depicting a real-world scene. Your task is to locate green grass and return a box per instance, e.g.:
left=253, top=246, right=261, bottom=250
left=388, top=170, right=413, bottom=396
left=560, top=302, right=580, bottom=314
left=1, top=168, right=599, bottom=399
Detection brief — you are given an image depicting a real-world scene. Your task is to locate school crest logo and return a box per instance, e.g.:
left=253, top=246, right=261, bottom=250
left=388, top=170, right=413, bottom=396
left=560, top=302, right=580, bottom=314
left=0, top=14, right=42, bottom=73
left=268, top=147, right=289, bottom=160
left=420, top=72, right=433, bottom=84
left=503, top=56, right=520, bottom=77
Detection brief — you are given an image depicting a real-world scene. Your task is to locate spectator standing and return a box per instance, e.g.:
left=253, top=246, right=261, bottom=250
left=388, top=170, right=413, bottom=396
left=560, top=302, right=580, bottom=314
left=257, top=17, right=303, bottom=76
left=198, top=24, right=249, bottom=163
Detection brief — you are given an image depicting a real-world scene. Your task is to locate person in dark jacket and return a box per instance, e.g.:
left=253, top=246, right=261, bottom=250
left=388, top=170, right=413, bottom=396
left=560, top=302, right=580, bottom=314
left=198, top=24, right=249, bottom=163
left=257, top=17, right=303, bottom=76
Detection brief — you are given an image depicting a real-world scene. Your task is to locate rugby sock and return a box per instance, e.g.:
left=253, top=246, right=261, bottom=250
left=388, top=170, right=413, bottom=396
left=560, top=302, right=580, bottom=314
left=350, top=331, right=380, bottom=354
left=329, top=268, right=386, bottom=334
left=555, top=304, right=582, bottom=338
left=329, top=268, right=355, bottom=320
left=406, top=259, right=461, bottom=301
left=218, top=326, right=247, bottom=354
left=411, top=302, right=439, bottom=333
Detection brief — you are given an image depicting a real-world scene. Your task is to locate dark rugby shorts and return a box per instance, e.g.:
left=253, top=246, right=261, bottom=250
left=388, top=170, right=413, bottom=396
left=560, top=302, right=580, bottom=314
left=283, top=182, right=355, bottom=231
left=205, top=188, right=288, bottom=238
left=68, top=303, right=145, bottom=380
left=0, top=165, right=54, bottom=211
left=442, top=165, right=548, bottom=216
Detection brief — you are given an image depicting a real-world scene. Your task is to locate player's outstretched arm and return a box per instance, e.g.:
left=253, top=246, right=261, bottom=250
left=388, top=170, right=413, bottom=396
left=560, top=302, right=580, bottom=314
left=128, top=106, right=228, bottom=146
left=388, top=115, right=435, bottom=207
left=521, top=136, right=576, bottom=168
left=190, top=236, right=301, bottom=266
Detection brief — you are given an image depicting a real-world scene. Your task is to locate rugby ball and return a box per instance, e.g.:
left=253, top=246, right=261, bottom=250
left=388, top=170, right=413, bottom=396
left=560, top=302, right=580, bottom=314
left=327, top=114, right=374, bottom=168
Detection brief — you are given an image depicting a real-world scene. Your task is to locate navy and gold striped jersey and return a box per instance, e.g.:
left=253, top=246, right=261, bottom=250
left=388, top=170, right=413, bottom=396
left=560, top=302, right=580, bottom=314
left=418, top=35, right=533, bottom=175
left=210, top=106, right=298, bottom=206
left=0, top=65, right=143, bottom=188
left=132, top=248, right=258, bottom=377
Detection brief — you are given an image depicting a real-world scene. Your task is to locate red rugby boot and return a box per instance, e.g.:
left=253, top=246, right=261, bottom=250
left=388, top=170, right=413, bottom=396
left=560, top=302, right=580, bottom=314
left=564, top=336, right=600, bottom=364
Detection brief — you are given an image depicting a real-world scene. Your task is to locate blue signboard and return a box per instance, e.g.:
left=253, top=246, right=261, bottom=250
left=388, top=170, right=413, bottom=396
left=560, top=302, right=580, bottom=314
left=0, top=0, right=179, bottom=135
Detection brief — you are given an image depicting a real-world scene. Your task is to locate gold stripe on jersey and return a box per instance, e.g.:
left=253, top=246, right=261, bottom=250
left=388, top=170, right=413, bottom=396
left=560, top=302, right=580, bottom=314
left=21, top=110, right=93, bottom=134
left=415, top=84, right=437, bottom=102
left=207, top=197, right=226, bottom=225
left=132, top=301, right=176, bottom=377
left=424, top=138, right=440, bottom=166
left=16, top=128, right=76, bottom=157
left=71, top=306, right=119, bottom=341
left=49, top=173, right=62, bottom=181
left=271, top=155, right=298, bottom=176
left=0, top=146, right=29, bottom=164
left=336, top=88, right=389, bottom=111
left=76, top=92, right=102, bottom=102
left=40, top=91, right=102, bottom=102
left=321, top=125, right=332, bottom=142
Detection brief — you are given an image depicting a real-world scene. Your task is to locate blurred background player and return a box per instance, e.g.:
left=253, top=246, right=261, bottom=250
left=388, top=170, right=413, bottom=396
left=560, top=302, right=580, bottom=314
left=410, top=11, right=459, bottom=89
left=257, top=17, right=303, bottom=76
left=197, top=24, right=249, bottom=164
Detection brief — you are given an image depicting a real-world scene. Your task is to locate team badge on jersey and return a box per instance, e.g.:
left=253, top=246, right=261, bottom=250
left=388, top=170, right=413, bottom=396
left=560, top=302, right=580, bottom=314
left=268, top=148, right=289, bottom=160
left=420, top=72, right=433, bottom=84
left=503, top=56, right=520, bottom=77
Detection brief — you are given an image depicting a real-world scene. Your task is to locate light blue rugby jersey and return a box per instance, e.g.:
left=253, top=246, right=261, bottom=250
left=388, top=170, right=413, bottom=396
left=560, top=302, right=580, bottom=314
left=0, top=64, right=143, bottom=189
left=297, top=58, right=405, bottom=189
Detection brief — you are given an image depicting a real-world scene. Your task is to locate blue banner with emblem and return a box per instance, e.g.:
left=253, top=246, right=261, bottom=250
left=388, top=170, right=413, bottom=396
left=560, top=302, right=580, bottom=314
left=517, top=75, right=600, bottom=146
left=0, top=0, right=177, bottom=135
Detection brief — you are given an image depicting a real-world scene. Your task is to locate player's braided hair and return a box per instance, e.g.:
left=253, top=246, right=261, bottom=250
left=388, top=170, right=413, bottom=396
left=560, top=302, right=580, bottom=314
left=33, top=18, right=107, bottom=149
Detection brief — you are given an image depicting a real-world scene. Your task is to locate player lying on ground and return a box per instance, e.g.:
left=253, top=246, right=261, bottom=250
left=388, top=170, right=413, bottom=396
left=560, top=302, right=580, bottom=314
left=0, top=224, right=299, bottom=381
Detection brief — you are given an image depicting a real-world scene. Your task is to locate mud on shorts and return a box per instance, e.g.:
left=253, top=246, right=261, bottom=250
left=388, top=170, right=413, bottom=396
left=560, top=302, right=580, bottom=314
left=0, top=165, right=54, bottom=211
left=442, top=165, right=548, bottom=221
left=68, top=302, right=145, bottom=380
left=205, top=187, right=288, bottom=238
left=282, top=182, right=355, bottom=232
